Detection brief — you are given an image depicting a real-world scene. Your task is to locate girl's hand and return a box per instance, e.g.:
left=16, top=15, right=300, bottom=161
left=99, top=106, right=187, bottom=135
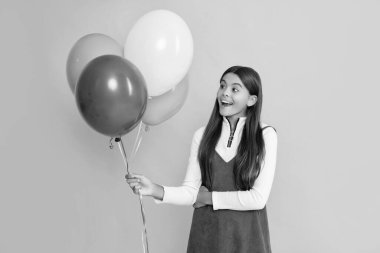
left=125, top=173, right=164, bottom=200
left=193, top=186, right=212, bottom=209
left=125, top=173, right=153, bottom=196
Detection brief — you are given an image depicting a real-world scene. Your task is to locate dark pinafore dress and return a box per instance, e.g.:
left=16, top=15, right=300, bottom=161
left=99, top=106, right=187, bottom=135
left=187, top=127, right=274, bottom=253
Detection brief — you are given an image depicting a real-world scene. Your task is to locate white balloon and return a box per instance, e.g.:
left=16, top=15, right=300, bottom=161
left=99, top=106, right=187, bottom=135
left=124, top=10, right=193, bottom=96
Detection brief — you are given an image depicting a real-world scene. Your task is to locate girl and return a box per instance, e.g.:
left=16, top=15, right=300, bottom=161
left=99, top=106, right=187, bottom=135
left=126, top=66, right=278, bottom=253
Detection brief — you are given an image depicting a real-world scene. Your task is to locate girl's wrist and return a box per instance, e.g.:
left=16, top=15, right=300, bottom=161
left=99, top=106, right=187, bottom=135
left=151, top=183, right=164, bottom=201
left=207, top=191, right=213, bottom=205
left=200, top=191, right=213, bottom=205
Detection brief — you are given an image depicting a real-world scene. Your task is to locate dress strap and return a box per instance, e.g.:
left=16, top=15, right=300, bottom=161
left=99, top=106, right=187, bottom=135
left=262, top=125, right=277, bottom=133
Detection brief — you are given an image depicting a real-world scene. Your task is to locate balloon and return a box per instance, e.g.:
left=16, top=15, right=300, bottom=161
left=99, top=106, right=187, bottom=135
left=67, top=33, right=123, bottom=93
left=124, top=10, right=193, bottom=96
left=142, top=76, right=189, bottom=126
left=76, top=55, right=147, bottom=137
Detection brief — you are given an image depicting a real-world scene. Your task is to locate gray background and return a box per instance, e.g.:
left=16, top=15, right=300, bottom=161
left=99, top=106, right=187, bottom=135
left=1, top=0, right=379, bottom=252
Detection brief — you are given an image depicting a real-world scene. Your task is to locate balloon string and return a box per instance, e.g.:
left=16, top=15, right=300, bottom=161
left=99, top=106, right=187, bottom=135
left=109, top=138, right=114, bottom=149
left=114, top=137, right=149, bottom=253
left=130, top=121, right=145, bottom=162
left=139, top=191, right=149, bottom=253
left=115, top=137, right=129, bottom=174
left=141, top=231, right=146, bottom=253
left=135, top=123, right=146, bottom=158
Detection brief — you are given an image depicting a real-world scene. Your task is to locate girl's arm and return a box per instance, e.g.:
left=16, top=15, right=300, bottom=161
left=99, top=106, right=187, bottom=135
left=211, top=127, right=278, bottom=211
left=127, top=127, right=204, bottom=206
left=155, top=127, right=204, bottom=205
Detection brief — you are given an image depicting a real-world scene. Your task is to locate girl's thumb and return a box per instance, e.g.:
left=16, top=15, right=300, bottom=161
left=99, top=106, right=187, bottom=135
left=125, top=173, right=143, bottom=179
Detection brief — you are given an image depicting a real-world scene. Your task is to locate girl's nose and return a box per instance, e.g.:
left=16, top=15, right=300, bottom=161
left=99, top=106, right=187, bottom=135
left=222, top=88, right=231, bottom=97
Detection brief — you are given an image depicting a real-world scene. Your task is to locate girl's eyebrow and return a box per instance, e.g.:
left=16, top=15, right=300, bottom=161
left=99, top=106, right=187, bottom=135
left=220, top=79, right=242, bottom=87
left=232, top=83, right=242, bottom=87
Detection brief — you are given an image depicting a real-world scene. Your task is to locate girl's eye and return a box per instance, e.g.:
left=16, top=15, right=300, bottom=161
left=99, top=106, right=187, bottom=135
left=220, top=83, right=225, bottom=89
left=232, top=88, right=239, bottom=92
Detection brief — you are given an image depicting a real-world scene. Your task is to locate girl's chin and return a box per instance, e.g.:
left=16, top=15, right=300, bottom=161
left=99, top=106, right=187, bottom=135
left=219, top=108, right=235, bottom=117
left=219, top=108, right=246, bottom=119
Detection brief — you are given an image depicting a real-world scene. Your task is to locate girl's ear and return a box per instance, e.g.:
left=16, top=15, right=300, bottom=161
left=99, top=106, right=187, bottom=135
left=247, top=95, right=257, bottom=107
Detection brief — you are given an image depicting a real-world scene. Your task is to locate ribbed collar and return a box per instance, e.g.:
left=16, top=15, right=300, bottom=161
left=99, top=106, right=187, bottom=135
left=222, top=116, right=246, bottom=133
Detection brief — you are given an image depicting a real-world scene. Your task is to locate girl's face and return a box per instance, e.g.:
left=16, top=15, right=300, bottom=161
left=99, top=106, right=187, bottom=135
left=217, top=73, right=257, bottom=120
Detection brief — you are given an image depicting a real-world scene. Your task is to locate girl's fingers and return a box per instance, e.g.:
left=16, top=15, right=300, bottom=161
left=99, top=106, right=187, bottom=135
left=132, top=185, right=141, bottom=190
left=125, top=174, right=149, bottom=196
left=199, top=186, right=209, bottom=192
left=126, top=178, right=140, bottom=183
left=125, top=174, right=145, bottom=181
left=128, top=182, right=140, bottom=188
left=132, top=175, right=145, bottom=180
left=126, top=173, right=138, bottom=179
left=129, top=183, right=141, bottom=194
left=193, top=202, right=205, bottom=209
left=133, top=185, right=141, bottom=194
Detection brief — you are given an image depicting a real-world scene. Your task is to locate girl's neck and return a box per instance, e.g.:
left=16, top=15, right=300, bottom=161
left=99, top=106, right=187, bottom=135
left=226, top=116, right=243, bottom=132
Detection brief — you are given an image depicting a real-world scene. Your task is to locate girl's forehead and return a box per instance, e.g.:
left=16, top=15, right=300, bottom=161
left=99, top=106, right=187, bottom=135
left=221, top=73, right=243, bottom=85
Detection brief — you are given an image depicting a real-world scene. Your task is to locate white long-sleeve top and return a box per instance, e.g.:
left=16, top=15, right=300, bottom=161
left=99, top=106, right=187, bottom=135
left=156, top=117, right=278, bottom=211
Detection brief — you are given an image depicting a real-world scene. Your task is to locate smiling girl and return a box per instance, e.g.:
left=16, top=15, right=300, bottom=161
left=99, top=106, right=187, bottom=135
left=126, top=66, right=278, bottom=253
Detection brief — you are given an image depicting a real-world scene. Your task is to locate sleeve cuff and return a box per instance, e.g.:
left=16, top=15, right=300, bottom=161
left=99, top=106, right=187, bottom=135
left=212, top=191, right=220, bottom=210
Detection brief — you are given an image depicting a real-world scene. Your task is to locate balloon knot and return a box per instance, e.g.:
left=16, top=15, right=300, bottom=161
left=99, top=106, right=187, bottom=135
left=109, top=138, right=114, bottom=149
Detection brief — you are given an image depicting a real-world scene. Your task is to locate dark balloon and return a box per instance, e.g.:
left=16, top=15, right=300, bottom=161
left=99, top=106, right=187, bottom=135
left=75, top=55, right=147, bottom=137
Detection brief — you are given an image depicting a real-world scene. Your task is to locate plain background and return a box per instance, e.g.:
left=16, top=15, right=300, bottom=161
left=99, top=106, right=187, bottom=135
left=1, top=0, right=379, bottom=252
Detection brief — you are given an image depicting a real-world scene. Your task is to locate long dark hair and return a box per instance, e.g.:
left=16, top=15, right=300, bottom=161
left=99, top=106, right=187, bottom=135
left=198, top=66, right=266, bottom=190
